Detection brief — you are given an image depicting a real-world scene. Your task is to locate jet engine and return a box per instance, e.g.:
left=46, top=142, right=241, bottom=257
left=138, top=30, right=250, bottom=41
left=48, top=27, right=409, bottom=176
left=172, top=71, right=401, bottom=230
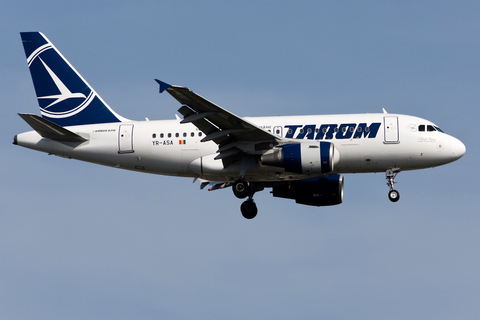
left=261, top=141, right=337, bottom=174
left=272, top=174, right=344, bottom=206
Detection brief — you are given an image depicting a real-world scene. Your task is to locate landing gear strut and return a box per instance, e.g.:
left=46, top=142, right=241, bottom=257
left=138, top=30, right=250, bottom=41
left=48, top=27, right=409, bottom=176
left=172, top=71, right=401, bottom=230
left=386, top=169, right=400, bottom=202
left=233, top=179, right=260, bottom=219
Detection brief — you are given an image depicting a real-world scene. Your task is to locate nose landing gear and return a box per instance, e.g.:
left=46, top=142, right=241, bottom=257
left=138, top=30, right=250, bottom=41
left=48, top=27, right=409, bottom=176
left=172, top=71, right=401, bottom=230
left=386, top=169, right=400, bottom=202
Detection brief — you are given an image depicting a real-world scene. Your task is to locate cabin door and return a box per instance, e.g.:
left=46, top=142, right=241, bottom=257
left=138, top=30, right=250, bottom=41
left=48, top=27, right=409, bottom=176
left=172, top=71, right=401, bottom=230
left=384, top=116, right=399, bottom=143
left=118, top=124, right=134, bottom=153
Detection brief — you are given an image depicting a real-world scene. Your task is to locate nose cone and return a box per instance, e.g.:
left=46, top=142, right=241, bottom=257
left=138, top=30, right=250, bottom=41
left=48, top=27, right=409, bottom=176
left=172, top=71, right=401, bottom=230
left=451, top=137, right=466, bottom=160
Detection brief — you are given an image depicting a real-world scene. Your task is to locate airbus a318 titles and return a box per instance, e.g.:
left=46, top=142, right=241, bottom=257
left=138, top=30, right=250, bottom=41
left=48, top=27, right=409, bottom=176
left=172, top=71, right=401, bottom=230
left=14, top=32, right=466, bottom=219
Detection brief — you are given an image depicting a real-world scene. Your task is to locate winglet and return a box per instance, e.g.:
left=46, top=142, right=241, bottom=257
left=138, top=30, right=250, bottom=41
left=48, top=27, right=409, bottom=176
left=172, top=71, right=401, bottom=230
left=155, top=79, right=172, bottom=93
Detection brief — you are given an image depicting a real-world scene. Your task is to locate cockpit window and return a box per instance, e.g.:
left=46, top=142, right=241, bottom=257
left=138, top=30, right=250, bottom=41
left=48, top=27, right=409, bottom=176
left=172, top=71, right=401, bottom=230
left=418, top=124, right=444, bottom=133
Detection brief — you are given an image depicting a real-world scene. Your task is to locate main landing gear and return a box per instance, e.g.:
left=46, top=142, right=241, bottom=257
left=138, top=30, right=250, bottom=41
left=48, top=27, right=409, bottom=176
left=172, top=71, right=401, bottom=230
left=386, top=169, right=400, bottom=202
left=232, top=179, right=250, bottom=199
left=233, top=179, right=259, bottom=219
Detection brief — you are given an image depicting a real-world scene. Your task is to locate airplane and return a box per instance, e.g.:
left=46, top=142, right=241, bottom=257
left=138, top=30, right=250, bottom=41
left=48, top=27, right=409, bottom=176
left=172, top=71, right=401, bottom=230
left=14, top=32, right=466, bottom=219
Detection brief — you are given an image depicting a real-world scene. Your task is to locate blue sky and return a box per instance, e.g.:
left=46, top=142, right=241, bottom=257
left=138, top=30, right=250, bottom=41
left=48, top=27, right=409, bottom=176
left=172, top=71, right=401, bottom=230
left=1, top=1, right=479, bottom=319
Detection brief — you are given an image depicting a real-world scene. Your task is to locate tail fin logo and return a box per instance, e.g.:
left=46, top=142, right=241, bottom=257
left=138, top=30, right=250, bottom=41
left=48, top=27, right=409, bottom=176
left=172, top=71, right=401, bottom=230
left=21, top=32, right=125, bottom=126
left=30, top=49, right=94, bottom=119
left=37, top=57, right=87, bottom=110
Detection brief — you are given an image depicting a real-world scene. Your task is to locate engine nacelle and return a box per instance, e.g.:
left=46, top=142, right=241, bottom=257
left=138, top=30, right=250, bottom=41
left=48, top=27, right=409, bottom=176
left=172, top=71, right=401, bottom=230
left=261, top=141, right=337, bottom=174
left=272, top=174, right=344, bottom=206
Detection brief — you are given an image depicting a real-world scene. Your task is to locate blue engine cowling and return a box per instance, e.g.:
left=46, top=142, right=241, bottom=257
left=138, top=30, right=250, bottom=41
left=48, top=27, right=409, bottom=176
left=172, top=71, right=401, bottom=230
left=272, top=174, right=344, bottom=206
left=261, top=141, right=335, bottom=174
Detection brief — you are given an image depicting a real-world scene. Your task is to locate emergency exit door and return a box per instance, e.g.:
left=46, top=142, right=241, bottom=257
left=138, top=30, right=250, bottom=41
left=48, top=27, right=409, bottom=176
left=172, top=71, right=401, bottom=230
left=384, top=116, right=399, bottom=143
left=118, top=124, right=134, bottom=153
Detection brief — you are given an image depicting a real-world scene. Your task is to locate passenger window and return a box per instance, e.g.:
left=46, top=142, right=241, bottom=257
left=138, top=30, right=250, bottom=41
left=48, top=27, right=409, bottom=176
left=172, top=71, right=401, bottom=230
left=418, top=125, right=425, bottom=132
left=183, top=132, right=187, bottom=137
left=160, top=133, right=164, bottom=138
left=168, top=133, right=171, bottom=138
left=198, top=132, right=203, bottom=137
left=175, top=133, right=179, bottom=137
left=427, top=125, right=435, bottom=132
left=152, top=133, right=156, bottom=138
left=191, top=132, right=194, bottom=137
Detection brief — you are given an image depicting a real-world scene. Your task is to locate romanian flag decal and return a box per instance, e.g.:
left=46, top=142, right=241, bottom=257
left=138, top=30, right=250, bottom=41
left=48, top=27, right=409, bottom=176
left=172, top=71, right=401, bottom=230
left=179, top=140, right=186, bottom=145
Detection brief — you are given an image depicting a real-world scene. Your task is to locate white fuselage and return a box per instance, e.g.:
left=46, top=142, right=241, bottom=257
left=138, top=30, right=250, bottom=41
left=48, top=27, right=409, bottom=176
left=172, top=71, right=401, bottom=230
left=15, top=113, right=465, bottom=182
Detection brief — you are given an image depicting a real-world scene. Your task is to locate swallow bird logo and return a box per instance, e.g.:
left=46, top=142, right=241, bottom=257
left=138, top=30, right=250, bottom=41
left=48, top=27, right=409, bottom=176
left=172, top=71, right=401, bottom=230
left=37, top=57, right=87, bottom=109
left=33, top=55, right=95, bottom=119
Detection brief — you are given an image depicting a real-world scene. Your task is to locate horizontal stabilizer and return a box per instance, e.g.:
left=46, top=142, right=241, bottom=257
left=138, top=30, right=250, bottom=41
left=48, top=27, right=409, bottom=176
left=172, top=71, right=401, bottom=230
left=18, top=113, right=87, bottom=142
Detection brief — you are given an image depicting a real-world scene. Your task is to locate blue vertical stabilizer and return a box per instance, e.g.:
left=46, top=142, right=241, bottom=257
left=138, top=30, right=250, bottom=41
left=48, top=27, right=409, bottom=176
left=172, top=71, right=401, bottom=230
left=20, top=32, right=126, bottom=126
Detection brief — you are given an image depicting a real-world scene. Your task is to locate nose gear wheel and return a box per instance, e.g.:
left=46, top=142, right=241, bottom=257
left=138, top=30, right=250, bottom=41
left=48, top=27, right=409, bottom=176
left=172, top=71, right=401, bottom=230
left=388, top=189, right=400, bottom=202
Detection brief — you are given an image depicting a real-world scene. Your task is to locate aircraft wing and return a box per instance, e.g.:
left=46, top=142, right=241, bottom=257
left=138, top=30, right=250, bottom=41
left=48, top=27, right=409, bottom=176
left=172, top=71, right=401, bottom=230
left=156, top=80, right=281, bottom=167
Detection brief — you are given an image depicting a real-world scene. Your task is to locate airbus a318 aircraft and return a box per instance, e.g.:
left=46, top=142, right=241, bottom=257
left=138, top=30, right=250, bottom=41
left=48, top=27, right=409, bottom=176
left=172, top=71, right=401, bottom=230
left=14, top=32, right=466, bottom=219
